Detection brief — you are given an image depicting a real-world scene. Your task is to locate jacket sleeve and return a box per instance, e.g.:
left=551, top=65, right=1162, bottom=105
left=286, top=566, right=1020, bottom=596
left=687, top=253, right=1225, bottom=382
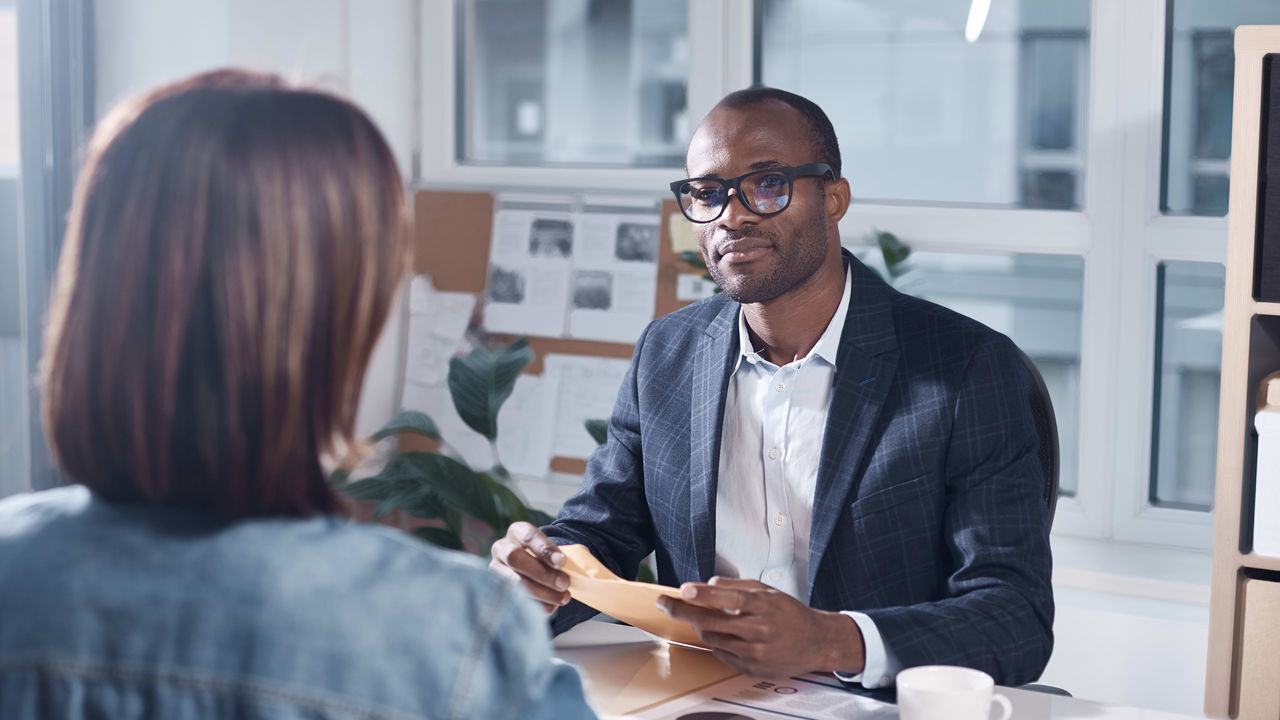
left=448, top=581, right=597, bottom=720
left=860, top=337, right=1055, bottom=686
left=541, top=323, right=658, bottom=635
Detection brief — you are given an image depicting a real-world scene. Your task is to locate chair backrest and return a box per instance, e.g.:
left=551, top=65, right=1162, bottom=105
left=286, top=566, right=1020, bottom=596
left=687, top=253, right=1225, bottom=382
left=1015, top=347, right=1060, bottom=523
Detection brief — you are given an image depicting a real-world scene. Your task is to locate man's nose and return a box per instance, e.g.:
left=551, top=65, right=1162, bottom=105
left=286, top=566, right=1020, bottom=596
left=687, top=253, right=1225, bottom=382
left=717, top=188, right=756, bottom=230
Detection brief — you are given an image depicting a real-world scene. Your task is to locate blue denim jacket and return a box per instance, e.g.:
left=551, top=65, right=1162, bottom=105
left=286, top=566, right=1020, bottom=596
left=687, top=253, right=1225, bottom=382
left=0, top=486, right=595, bottom=719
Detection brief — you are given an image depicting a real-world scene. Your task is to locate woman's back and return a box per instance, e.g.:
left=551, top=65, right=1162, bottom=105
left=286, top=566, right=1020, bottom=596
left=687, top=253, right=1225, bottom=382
left=0, top=486, right=590, bottom=719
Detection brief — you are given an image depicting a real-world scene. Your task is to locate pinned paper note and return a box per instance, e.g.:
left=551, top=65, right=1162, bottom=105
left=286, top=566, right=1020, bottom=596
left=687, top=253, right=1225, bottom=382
left=560, top=544, right=703, bottom=648
left=667, top=212, right=699, bottom=253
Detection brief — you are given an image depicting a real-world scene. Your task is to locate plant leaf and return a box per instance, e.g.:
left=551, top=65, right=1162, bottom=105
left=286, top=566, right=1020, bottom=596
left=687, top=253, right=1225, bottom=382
left=342, top=475, right=394, bottom=503
left=448, top=338, right=533, bottom=440
left=412, top=526, right=465, bottom=550
left=584, top=419, right=609, bottom=446
left=371, top=410, right=441, bottom=441
left=876, top=231, right=911, bottom=278
left=485, top=474, right=530, bottom=525
left=679, top=250, right=708, bottom=270
left=399, top=452, right=502, bottom=530
left=636, top=562, right=656, bottom=584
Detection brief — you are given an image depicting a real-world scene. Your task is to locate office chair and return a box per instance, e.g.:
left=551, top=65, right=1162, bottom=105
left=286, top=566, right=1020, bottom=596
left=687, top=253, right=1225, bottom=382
left=1017, top=347, right=1060, bottom=523
left=1014, top=347, right=1069, bottom=697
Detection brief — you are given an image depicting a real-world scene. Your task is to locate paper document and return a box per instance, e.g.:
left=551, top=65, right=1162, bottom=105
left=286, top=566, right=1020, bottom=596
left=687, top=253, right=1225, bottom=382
left=403, top=278, right=475, bottom=387
left=632, top=673, right=896, bottom=720
left=483, top=208, right=574, bottom=337
left=560, top=545, right=702, bottom=648
left=568, top=213, right=659, bottom=343
left=545, top=354, right=630, bottom=459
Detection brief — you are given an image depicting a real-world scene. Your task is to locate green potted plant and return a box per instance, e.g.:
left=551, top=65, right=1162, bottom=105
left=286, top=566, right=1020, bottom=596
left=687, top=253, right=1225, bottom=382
left=333, top=337, right=552, bottom=555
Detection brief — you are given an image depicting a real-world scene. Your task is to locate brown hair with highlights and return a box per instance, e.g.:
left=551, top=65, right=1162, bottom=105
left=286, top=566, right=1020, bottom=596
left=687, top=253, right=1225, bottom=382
left=41, top=69, right=408, bottom=517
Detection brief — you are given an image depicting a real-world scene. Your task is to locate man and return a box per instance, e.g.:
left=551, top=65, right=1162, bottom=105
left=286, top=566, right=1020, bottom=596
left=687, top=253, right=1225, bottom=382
left=491, top=88, right=1053, bottom=689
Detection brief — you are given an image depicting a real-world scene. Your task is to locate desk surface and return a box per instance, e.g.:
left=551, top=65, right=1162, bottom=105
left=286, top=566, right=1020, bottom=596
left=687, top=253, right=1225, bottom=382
left=554, top=621, right=1201, bottom=720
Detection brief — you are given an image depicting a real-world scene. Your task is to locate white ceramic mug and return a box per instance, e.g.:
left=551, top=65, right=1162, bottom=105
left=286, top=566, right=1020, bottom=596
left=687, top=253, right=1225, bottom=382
left=895, top=665, right=1013, bottom=720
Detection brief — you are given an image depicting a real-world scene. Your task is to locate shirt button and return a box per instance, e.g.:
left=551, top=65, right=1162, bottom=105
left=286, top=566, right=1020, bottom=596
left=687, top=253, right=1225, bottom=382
left=769, top=570, right=781, bottom=581
left=774, top=514, right=785, bottom=526
left=768, top=447, right=780, bottom=460
left=775, top=382, right=786, bottom=392
left=747, top=355, right=758, bottom=364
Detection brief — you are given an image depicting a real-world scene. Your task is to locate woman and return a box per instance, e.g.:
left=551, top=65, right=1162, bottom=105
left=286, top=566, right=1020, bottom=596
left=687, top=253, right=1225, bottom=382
left=0, top=70, right=594, bottom=720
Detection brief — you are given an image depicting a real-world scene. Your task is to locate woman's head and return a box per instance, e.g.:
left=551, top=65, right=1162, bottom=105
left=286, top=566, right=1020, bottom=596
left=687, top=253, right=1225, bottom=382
left=41, top=69, right=408, bottom=517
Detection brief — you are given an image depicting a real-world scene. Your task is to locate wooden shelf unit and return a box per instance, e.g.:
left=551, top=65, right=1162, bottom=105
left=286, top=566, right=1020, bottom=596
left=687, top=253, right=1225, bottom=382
left=1205, top=26, right=1280, bottom=720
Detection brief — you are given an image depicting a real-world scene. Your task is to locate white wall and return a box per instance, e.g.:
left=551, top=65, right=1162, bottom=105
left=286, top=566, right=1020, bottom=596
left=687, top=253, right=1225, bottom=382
left=94, top=0, right=416, bottom=437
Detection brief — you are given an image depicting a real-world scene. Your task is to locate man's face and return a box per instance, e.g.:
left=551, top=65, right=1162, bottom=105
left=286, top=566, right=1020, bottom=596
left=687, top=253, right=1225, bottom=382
left=685, top=101, right=835, bottom=304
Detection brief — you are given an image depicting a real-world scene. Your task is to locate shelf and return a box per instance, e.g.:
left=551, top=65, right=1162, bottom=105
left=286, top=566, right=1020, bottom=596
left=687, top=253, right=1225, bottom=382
left=1241, top=552, right=1280, bottom=574
left=1256, top=301, right=1280, bottom=317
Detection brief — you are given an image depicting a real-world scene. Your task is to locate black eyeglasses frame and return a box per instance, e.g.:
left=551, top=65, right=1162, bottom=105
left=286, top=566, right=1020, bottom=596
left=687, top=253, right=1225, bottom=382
left=669, top=162, right=836, bottom=224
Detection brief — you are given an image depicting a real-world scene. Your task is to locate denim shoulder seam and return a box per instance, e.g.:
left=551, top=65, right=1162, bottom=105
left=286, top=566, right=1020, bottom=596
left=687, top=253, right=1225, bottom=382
left=0, top=655, right=420, bottom=720
left=445, top=582, right=516, bottom=720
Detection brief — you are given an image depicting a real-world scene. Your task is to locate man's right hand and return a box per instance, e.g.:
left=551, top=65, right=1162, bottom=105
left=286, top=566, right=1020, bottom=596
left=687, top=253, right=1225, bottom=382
left=489, top=521, right=572, bottom=613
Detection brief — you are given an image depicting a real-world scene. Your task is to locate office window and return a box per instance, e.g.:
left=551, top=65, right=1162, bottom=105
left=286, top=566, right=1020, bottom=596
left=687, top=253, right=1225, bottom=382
left=879, top=250, right=1084, bottom=496
left=1162, top=1, right=1280, bottom=216
left=1150, top=261, right=1224, bottom=510
left=756, top=0, right=1089, bottom=209
left=457, top=0, right=689, bottom=167
left=0, top=0, right=26, bottom=497
left=1019, top=32, right=1087, bottom=209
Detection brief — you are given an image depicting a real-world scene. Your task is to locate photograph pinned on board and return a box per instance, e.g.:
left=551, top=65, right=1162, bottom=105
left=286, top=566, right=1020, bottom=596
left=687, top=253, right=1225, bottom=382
left=529, top=218, right=574, bottom=258
left=487, top=264, right=527, bottom=304
left=614, top=222, right=659, bottom=263
left=572, top=270, right=613, bottom=311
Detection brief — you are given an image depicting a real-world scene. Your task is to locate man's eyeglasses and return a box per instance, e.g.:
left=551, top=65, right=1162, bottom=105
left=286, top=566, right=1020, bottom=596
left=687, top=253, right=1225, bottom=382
left=669, top=163, right=835, bottom=224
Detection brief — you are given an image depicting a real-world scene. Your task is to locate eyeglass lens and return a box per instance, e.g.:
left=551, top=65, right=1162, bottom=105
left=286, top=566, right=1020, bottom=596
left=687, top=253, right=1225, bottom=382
left=677, top=170, right=792, bottom=222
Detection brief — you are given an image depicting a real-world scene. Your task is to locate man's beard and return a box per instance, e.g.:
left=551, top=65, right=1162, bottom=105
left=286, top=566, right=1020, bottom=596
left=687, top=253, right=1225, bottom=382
left=706, top=217, right=829, bottom=305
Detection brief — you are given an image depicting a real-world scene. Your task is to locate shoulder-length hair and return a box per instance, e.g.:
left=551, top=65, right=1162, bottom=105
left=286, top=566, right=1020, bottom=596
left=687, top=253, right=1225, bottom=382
left=40, top=69, right=408, bottom=517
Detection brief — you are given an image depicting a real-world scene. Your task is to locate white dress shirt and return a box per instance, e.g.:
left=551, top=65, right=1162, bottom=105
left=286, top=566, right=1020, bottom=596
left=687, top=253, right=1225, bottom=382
left=713, top=266, right=900, bottom=688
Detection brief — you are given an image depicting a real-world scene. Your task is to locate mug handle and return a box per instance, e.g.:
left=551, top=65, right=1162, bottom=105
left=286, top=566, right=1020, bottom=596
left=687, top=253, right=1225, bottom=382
left=991, top=692, right=1013, bottom=720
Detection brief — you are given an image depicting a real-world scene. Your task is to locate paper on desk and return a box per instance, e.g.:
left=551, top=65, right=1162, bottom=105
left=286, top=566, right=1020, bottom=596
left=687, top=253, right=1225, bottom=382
left=631, top=673, right=896, bottom=720
left=560, top=545, right=703, bottom=648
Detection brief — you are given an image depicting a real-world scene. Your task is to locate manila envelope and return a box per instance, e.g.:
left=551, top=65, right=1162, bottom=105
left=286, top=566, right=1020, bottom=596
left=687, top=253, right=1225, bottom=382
left=559, top=544, right=705, bottom=648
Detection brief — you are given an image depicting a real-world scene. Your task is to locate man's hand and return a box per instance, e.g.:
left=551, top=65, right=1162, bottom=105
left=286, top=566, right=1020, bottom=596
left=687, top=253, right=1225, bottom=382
left=489, top=521, right=571, bottom=613
left=656, top=577, right=865, bottom=678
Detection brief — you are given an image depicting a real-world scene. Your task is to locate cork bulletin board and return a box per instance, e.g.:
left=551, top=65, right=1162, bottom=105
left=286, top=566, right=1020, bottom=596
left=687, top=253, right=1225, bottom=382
left=411, top=190, right=703, bottom=474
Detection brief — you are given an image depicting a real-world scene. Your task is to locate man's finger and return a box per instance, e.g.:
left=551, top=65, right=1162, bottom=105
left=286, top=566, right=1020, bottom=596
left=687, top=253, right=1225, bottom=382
left=658, top=597, right=763, bottom=640
left=492, top=537, right=571, bottom=593
left=489, top=556, right=571, bottom=609
left=677, top=582, right=753, bottom=614
left=510, top=521, right=565, bottom=568
left=707, top=576, right=770, bottom=591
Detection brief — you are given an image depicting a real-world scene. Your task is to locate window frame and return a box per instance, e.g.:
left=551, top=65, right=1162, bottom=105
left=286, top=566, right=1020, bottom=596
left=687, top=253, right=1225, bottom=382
left=420, top=0, right=1228, bottom=551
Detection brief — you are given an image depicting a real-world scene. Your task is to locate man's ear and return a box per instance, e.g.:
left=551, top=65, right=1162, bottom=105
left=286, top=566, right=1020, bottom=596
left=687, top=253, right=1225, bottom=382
left=826, top=177, right=852, bottom=223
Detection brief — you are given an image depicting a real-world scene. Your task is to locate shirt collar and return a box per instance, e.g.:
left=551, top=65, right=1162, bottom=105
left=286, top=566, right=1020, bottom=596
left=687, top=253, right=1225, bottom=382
left=733, top=262, right=853, bottom=371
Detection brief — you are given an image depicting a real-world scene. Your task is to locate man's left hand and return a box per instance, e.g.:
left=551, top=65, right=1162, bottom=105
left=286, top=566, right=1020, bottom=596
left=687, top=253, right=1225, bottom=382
left=656, top=577, right=866, bottom=678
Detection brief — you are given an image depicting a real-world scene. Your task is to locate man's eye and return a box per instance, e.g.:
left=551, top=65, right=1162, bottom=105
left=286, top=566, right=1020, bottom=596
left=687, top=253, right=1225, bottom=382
left=692, top=187, right=724, bottom=203
left=756, top=173, right=787, bottom=190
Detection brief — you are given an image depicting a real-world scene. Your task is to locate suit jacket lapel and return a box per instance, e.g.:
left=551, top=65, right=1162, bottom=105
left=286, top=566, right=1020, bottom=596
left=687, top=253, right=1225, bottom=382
left=690, top=298, right=740, bottom=581
left=807, top=254, right=900, bottom=599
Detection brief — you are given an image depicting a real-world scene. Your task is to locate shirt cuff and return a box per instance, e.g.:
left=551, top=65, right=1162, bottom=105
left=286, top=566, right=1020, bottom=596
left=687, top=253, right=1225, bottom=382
left=833, top=611, right=900, bottom=688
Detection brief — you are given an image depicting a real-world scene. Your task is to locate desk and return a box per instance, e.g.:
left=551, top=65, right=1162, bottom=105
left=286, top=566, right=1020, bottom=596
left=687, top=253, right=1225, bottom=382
left=554, top=621, right=1201, bottom=719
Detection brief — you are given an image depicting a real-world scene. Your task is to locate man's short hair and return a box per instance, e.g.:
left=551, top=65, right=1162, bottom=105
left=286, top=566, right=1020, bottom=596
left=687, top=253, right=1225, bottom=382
left=40, top=70, right=408, bottom=518
left=717, top=87, right=842, bottom=179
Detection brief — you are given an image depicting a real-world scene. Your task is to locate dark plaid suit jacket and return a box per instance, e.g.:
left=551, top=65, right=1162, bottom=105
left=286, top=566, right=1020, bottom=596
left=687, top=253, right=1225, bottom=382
left=544, top=251, right=1054, bottom=686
